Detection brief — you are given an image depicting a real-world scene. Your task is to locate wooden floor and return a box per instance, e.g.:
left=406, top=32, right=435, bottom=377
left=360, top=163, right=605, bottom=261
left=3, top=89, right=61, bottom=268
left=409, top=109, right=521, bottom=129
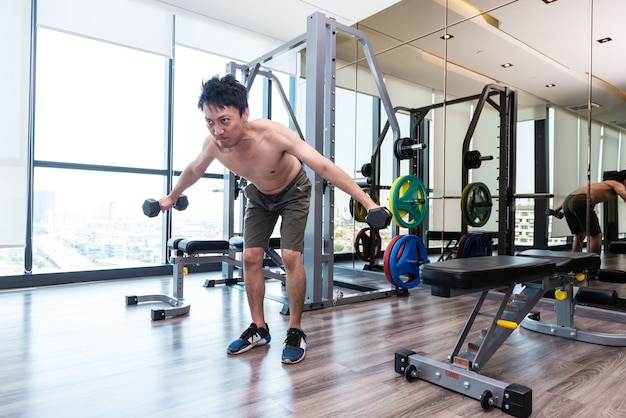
left=3, top=252, right=626, bottom=418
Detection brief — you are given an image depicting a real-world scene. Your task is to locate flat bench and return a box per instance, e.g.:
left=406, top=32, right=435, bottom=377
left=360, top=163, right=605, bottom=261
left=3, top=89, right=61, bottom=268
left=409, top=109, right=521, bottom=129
left=125, top=237, right=284, bottom=320
left=609, top=240, right=626, bottom=254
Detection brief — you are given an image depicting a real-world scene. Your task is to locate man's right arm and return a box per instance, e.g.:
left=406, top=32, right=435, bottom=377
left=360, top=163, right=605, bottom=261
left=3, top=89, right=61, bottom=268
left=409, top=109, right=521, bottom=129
left=158, top=137, right=215, bottom=211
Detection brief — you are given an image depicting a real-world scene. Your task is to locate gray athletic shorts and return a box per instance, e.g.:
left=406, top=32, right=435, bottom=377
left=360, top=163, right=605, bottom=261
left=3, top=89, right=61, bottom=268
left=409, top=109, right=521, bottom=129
left=243, top=167, right=312, bottom=252
left=562, top=193, right=601, bottom=236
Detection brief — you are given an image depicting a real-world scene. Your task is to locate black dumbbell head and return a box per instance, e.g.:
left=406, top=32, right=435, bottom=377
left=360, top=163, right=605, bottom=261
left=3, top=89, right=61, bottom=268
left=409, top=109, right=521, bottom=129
left=174, top=194, right=189, bottom=211
left=545, top=208, right=564, bottom=219
left=142, top=199, right=160, bottom=217
left=365, top=206, right=392, bottom=230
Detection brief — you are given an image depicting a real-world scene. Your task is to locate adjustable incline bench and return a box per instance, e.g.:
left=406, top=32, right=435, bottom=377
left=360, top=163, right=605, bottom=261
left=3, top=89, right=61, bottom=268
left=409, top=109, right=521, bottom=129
left=518, top=249, right=626, bottom=345
left=125, top=237, right=284, bottom=320
left=394, top=251, right=601, bottom=417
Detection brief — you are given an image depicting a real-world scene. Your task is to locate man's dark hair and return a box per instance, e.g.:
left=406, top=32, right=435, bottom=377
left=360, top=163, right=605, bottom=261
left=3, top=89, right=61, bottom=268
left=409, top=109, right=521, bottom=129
left=197, top=74, right=248, bottom=116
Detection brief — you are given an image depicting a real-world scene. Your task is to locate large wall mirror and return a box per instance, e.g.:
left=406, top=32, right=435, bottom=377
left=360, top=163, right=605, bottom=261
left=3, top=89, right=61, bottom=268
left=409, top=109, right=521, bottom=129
left=337, top=0, right=626, bottom=251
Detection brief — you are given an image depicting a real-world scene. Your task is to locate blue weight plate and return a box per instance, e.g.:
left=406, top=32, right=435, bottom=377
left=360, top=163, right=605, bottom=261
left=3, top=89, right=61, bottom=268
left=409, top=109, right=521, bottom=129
left=461, top=233, right=493, bottom=258
left=387, top=235, right=428, bottom=289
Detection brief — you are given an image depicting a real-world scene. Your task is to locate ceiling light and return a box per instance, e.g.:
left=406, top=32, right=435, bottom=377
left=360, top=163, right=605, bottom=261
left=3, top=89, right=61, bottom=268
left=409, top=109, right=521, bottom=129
left=597, top=37, right=612, bottom=44
left=569, top=103, right=601, bottom=111
left=542, top=0, right=557, bottom=3
left=501, top=63, right=513, bottom=68
left=546, top=83, right=556, bottom=88
left=440, top=34, right=453, bottom=40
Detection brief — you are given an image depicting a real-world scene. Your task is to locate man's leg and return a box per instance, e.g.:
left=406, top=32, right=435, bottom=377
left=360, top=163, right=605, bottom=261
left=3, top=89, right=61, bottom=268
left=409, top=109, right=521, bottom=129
left=243, top=247, right=268, bottom=327
left=281, top=249, right=306, bottom=330
left=280, top=248, right=308, bottom=364
left=572, top=232, right=586, bottom=252
left=226, top=247, right=271, bottom=355
left=588, top=233, right=603, bottom=255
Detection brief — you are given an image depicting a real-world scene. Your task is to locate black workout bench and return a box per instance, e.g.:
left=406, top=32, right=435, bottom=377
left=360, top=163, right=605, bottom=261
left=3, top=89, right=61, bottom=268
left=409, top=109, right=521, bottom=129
left=125, top=237, right=284, bottom=320
left=518, top=249, right=626, bottom=346
left=395, top=251, right=603, bottom=417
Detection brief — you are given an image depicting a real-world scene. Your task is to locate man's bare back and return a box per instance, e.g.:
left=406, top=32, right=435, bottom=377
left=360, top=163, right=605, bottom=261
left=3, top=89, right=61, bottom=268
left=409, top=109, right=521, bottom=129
left=569, top=180, right=626, bottom=205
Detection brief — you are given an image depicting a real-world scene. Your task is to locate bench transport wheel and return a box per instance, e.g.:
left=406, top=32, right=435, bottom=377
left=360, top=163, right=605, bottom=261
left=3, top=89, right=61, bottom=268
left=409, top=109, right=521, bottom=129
left=480, top=390, right=494, bottom=411
left=404, top=364, right=419, bottom=382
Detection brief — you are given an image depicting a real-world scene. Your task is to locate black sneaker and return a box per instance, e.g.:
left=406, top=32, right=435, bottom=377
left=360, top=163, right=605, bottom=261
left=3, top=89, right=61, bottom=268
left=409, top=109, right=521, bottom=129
left=227, top=323, right=271, bottom=354
left=282, top=328, right=307, bottom=364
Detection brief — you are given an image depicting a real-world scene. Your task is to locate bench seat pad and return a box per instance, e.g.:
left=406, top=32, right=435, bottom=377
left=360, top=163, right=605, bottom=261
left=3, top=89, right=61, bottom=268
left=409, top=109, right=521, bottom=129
left=178, top=240, right=230, bottom=254
left=421, top=255, right=555, bottom=290
left=609, top=240, right=626, bottom=254
left=517, top=249, right=600, bottom=272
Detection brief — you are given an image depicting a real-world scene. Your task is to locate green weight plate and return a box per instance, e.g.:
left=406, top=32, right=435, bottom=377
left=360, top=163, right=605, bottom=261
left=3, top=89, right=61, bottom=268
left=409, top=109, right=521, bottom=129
left=389, top=175, right=427, bottom=229
left=461, top=182, right=492, bottom=227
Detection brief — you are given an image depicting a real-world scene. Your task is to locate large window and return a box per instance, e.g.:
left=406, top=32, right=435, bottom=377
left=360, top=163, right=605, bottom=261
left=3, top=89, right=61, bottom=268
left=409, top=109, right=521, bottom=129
left=171, top=46, right=230, bottom=239
left=30, top=28, right=170, bottom=273
left=35, top=29, right=167, bottom=168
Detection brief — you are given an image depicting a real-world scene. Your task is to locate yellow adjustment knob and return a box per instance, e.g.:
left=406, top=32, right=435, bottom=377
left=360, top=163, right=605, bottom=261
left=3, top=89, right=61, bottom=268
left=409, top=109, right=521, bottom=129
left=575, top=273, right=586, bottom=282
left=183, top=266, right=189, bottom=276
left=555, top=289, right=568, bottom=300
left=496, top=319, right=518, bottom=330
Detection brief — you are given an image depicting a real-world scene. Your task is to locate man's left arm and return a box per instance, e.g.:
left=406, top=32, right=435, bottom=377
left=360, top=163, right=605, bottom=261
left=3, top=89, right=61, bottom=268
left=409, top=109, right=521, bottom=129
left=292, top=139, right=377, bottom=210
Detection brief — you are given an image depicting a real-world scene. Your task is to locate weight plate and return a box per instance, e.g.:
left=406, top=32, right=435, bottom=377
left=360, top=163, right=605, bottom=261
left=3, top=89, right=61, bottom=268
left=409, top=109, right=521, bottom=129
left=389, top=175, right=428, bottom=228
left=353, top=188, right=379, bottom=223
left=456, top=233, right=472, bottom=259
left=461, top=233, right=492, bottom=258
left=383, top=235, right=404, bottom=285
left=354, top=228, right=382, bottom=262
left=385, top=235, right=428, bottom=289
left=461, top=182, right=492, bottom=227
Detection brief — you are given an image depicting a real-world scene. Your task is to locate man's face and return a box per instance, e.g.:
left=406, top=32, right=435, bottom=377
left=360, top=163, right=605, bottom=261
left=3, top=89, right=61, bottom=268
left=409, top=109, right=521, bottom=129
left=204, top=104, right=248, bottom=149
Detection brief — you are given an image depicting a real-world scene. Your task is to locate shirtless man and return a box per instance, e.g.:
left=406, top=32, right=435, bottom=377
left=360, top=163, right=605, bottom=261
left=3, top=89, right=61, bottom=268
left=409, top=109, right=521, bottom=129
left=158, top=74, right=389, bottom=364
left=553, top=171, right=626, bottom=254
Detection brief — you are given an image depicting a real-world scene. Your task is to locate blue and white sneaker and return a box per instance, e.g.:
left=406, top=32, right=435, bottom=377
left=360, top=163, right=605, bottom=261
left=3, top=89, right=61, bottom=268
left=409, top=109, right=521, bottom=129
left=227, top=323, right=271, bottom=355
left=282, top=328, right=307, bottom=364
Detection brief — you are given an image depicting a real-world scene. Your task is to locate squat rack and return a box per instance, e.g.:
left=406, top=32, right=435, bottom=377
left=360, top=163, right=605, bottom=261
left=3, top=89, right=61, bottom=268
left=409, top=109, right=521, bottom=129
left=224, top=12, right=405, bottom=313
left=372, top=84, right=518, bottom=254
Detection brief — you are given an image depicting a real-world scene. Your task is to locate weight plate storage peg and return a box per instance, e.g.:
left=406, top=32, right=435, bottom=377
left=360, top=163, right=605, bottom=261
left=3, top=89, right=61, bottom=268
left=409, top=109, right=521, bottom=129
left=461, top=182, right=492, bottom=227
left=389, top=175, right=428, bottom=228
left=383, top=235, right=428, bottom=289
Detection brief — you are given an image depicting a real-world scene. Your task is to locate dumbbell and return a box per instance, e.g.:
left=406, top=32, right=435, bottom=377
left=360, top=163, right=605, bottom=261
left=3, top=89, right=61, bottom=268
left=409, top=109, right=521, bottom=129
left=365, top=206, right=392, bottom=230
left=545, top=208, right=564, bottom=219
left=142, top=195, right=189, bottom=218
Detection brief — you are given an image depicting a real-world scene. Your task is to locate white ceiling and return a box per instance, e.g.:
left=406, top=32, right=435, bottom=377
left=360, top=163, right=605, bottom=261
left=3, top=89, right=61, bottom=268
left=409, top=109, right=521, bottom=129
left=159, top=0, right=626, bottom=128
